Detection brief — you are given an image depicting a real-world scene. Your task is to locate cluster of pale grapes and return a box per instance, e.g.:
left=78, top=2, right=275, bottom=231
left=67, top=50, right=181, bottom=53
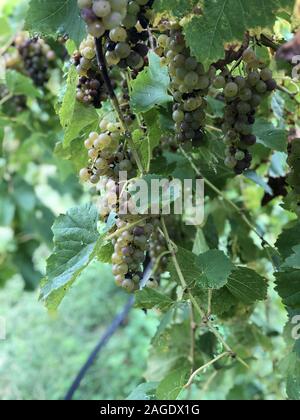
left=73, top=37, right=112, bottom=107
left=158, top=25, right=213, bottom=147
left=5, top=34, right=56, bottom=87
left=79, top=119, right=129, bottom=184
left=111, top=219, right=157, bottom=291
left=104, top=0, right=153, bottom=70
left=213, top=48, right=277, bottom=174
left=78, top=0, right=128, bottom=38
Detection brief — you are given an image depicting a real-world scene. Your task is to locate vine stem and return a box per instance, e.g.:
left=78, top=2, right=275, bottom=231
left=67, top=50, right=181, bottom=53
left=184, top=352, right=230, bottom=388
left=106, top=216, right=149, bottom=241
left=161, top=217, right=236, bottom=355
left=94, top=37, right=144, bottom=175
left=0, top=94, right=13, bottom=106
left=179, top=146, right=278, bottom=255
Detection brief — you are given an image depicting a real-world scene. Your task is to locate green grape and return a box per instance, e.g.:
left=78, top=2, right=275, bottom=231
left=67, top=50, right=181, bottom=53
left=109, top=27, right=127, bottom=42
left=184, top=71, right=199, bottom=88
left=255, top=80, right=267, bottom=94
left=115, top=42, right=131, bottom=59
left=224, top=82, right=239, bottom=98
left=92, top=0, right=111, bottom=18
left=260, top=68, right=273, bottom=81
left=247, top=71, right=260, bottom=87
left=242, top=48, right=257, bottom=63
left=213, top=75, right=226, bottom=89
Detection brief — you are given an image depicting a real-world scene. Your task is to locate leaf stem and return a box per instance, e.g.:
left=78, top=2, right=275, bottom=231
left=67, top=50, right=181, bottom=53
left=184, top=352, right=230, bottom=388
left=161, top=217, right=234, bottom=355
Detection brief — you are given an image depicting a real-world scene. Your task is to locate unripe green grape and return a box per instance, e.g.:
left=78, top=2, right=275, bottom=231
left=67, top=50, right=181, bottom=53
left=235, top=76, right=246, bottom=89
left=260, top=68, right=273, bottom=81
left=172, top=110, right=185, bottom=123
left=255, top=80, right=267, bottom=93
left=185, top=57, right=198, bottom=71
left=247, top=71, right=260, bottom=87
left=243, top=48, right=257, bottom=63
left=184, top=71, right=199, bottom=87
left=237, top=101, right=251, bottom=114
left=79, top=167, right=90, bottom=181
left=224, top=82, right=239, bottom=98
left=88, top=148, right=98, bottom=159
left=92, top=0, right=111, bottom=17
left=103, top=12, right=123, bottom=30
left=239, top=88, right=252, bottom=102
left=88, top=22, right=105, bottom=38
left=109, top=27, right=127, bottom=42
left=90, top=174, right=100, bottom=184
left=157, top=34, right=169, bottom=48
left=122, top=279, right=135, bottom=292
left=197, top=75, right=210, bottom=90
left=173, top=54, right=185, bottom=67
left=105, top=50, right=120, bottom=65
left=235, top=150, right=245, bottom=161
left=213, top=75, right=226, bottom=89
left=115, top=42, right=131, bottom=59
left=78, top=0, right=92, bottom=8
left=82, top=47, right=95, bottom=60
left=110, top=0, right=128, bottom=12
left=128, top=1, right=140, bottom=14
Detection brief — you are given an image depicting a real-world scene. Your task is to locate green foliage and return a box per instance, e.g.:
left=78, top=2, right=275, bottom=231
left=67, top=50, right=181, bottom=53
left=1, top=0, right=300, bottom=402
left=41, top=203, right=102, bottom=310
left=183, top=0, right=295, bottom=69
left=130, top=51, right=172, bottom=113
left=25, top=0, right=86, bottom=45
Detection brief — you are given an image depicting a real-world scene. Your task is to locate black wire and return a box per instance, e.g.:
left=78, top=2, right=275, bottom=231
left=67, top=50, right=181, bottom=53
left=64, top=260, right=152, bottom=400
left=64, top=296, right=134, bottom=401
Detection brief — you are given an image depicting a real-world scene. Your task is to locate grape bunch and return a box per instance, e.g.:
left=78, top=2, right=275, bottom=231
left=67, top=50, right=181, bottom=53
left=79, top=119, right=136, bottom=185
left=78, top=0, right=129, bottom=38
left=214, top=48, right=277, bottom=174
left=112, top=219, right=156, bottom=291
left=73, top=36, right=112, bottom=107
left=159, top=25, right=213, bottom=147
left=104, top=0, right=154, bottom=70
left=12, top=35, right=56, bottom=87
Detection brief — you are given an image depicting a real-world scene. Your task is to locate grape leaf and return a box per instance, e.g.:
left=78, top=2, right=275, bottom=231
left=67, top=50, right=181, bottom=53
left=282, top=245, right=300, bottom=269
left=40, top=203, right=101, bottom=310
left=197, top=250, right=234, bottom=289
left=253, top=118, right=288, bottom=152
left=126, top=383, right=158, bottom=400
left=25, top=0, right=86, bottom=46
left=153, top=0, right=199, bottom=18
left=6, top=70, right=42, bottom=98
left=276, top=221, right=300, bottom=259
left=156, top=366, right=189, bottom=400
left=135, top=288, right=174, bottom=312
left=168, top=247, right=234, bottom=289
left=286, top=353, right=300, bottom=400
left=130, top=51, right=172, bottom=113
left=183, top=0, right=294, bottom=69
left=275, top=270, right=300, bottom=310
left=226, top=267, right=267, bottom=304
